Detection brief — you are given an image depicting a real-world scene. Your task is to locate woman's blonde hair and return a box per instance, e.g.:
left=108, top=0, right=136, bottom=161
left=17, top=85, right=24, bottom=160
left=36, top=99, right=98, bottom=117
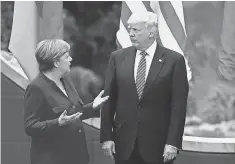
left=35, top=39, right=70, bottom=72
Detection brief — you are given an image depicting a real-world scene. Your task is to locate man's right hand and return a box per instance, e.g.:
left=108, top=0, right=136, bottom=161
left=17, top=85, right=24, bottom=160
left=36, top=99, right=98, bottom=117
left=102, top=141, right=116, bottom=159
left=58, top=110, right=83, bottom=126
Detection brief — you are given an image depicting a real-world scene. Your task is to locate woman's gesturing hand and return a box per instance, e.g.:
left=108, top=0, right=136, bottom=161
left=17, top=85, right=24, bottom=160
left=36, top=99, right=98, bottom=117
left=93, top=90, right=109, bottom=109
left=58, top=110, right=83, bottom=126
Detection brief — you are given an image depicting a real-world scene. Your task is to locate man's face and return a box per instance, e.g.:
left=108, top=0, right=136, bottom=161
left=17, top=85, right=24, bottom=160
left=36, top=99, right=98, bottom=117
left=128, top=22, right=150, bottom=50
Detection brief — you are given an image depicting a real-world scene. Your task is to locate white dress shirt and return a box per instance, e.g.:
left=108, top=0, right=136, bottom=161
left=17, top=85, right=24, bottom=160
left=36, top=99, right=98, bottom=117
left=134, top=41, right=157, bottom=82
left=58, top=85, right=68, bottom=97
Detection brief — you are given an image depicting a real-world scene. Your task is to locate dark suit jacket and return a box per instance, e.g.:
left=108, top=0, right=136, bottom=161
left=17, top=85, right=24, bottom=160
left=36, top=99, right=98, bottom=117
left=24, top=73, right=99, bottom=164
left=100, top=45, right=189, bottom=163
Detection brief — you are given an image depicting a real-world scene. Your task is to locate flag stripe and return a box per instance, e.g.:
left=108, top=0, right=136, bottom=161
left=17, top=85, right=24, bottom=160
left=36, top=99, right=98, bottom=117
left=170, top=1, right=187, bottom=36
left=117, top=1, right=133, bottom=48
left=156, top=1, right=191, bottom=80
left=125, top=1, right=147, bottom=14
left=150, top=1, right=182, bottom=54
left=159, top=1, right=187, bottom=51
left=117, top=20, right=132, bottom=48
left=142, top=1, right=154, bottom=12
left=121, top=1, right=132, bottom=28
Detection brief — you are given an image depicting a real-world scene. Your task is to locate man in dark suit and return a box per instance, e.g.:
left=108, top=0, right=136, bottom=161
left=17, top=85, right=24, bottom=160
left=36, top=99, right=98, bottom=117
left=100, top=12, right=189, bottom=164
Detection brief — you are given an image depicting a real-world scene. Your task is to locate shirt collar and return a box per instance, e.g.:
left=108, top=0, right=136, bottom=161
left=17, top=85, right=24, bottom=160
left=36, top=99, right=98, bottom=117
left=137, top=40, right=157, bottom=57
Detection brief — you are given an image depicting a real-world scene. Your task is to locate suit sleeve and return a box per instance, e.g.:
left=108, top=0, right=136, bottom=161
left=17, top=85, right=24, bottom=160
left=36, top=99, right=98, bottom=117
left=79, top=102, right=100, bottom=120
left=166, top=55, right=189, bottom=149
left=100, top=53, right=117, bottom=143
left=24, top=84, right=64, bottom=137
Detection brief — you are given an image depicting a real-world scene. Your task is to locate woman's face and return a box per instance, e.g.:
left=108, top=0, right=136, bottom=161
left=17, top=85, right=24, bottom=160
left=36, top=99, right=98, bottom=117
left=56, top=52, right=72, bottom=73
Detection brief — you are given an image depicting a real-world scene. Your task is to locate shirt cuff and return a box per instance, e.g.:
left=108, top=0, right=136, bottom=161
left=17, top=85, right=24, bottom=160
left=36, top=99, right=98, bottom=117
left=166, top=144, right=178, bottom=150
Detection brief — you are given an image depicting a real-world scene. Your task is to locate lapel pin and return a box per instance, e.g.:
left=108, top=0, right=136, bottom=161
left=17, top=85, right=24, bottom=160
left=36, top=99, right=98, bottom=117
left=159, top=59, right=163, bottom=62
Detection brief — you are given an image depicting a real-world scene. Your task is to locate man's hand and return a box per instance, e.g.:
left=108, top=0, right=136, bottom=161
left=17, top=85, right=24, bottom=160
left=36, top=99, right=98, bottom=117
left=93, top=90, right=109, bottom=109
left=102, top=141, right=115, bottom=159
left=163, top=145, right=178, bottom=163
left=58, top=110, right=83, bottom=126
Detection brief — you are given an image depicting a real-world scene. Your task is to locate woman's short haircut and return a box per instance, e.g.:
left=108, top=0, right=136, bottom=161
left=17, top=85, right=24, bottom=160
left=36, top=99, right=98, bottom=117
left=35, top=39, right=70, bottom=72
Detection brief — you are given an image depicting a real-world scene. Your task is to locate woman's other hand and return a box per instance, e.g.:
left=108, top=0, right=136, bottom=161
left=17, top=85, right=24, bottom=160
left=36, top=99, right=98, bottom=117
left=58, top=110, right=83, bottom=126
left=92, top=90, right=109, bottom=109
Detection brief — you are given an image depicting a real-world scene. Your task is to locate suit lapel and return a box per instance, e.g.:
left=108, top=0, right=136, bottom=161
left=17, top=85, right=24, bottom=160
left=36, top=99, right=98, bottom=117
left=139, top=45, right=166, bottom=102
left=62, top=75, right=84, bottom=106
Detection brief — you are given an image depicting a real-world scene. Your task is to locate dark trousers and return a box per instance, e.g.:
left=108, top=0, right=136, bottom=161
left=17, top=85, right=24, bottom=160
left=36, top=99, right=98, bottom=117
left=115, top=140, right=174, bottom=164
